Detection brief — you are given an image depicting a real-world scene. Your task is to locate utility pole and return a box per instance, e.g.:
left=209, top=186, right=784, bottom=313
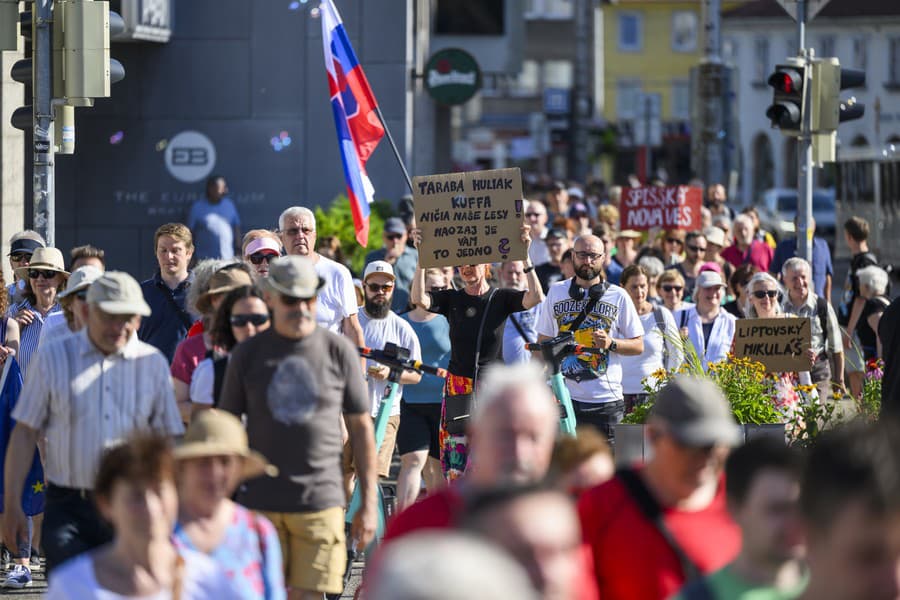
left=644, top=94, right=652, bottom=180
left=796, top=0, right=813, bottom=262
left=33, top=0, right=54, bottom=246
left=570, top=0, right=591, bottom=182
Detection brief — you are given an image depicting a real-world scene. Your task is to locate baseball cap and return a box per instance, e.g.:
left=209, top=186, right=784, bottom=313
left=8, top=238, right=43, bottom=256
left=383, top=218, right=406, bottom=235
left=546, top=228, right=567, bottom=240
left=695, top=271, right=726, bottom=289
left=245, top=237, right=281, bottom=257
left=263, top=256, right=324, bottom=298
left=58, top=265, right=104, bottom=299
left=568, top=202, right=589, bottom=217
left=567, top=186, right=584, bottom=199
left=364, top=260, right=395, bottom=282
left=650, top=375, right=742, bottom=447
left=86, top=271, right=152, bottom=317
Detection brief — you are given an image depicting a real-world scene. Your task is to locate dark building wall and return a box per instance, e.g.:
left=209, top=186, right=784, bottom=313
left=52, top=0, right=413, bottom=278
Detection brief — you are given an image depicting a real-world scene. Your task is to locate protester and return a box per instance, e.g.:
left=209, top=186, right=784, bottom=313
left=782, top=258, right=844, bottom=401
left=549, top=426, right=614, bottom=497
left=741, top=205, right=777, bottom=250
left=569, top=201, right=592, bottom=237
left=770, top=216, right=833, bottom=299
left=37, top=265, right=103, bottom=347
left=673, top=231, right=706, bottom=301
left=364, top=217, right=418, bottom=313
left=4, top=272, right=183, bottom=573
left=243, top=235, right=282, bottom=279
left=638, top=255, right=665, bottom=306
left=174, top=410, right=284, bottom=599
left=546, top=182, right=569, bottom=221
left=355, top=260, right=421, bottom=481
left=722, top=214, right=773, bottom=272
left=675, top=271, right=736, bottom=371
left=189, top=286, right=270, bottom=412
left=68, top=244, right=106, bottom=272
left=660, top=229, right=685, bottom=267
left=856, top=265, right=891, bottom=361
left=138, top=223, right=195, bottom=363
left=45, top=435, right=237, bottom=599
left=396, top=268, right=450, bottom=512
left=797, top=422, right=900, bottom=600
left=619, top=265, right=681, bottom=412
left=579, top=375, right=742, bottom=600
left=560, top=249, right=576, bottom=282
left=675, top=437, right=806, bottom=599
left=706, top=183, right=735, bottom=220
left=838, top=216, right=879, bottom=398
left=5, top=231, right=44, bottom=303
left=606, top=230, right=642, bottom=285
left=723, top=264, right=757, bottom=319
left=500, top=260, right=540, bottom=364
left=702, top=225, right=730, bottom=279
left=188, top=174, right=242, bottom=261
left=525, top=199, right=551, bottom=266
left=278, top=206, right=364, bottom=349
left=410, top=226, right=543, bottom=480
left=8, top=247, right=68, bottom=379
left=535, top=228, right=569, bottom=293
left=536, top=235, right=643, bottom=442
left=218, top=255, right=377, bottom=598
left=658, top=269, right=693, bottom=314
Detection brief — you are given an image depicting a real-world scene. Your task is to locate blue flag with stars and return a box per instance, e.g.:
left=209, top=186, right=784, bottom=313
left=0, top=357, right=44, bottom=516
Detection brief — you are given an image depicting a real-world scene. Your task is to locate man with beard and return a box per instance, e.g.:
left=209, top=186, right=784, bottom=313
left=219, top=256, right=378, bottom=599
left=356, top=261, right=422, bottom=479
left=536, top=234, right=643, bottom=442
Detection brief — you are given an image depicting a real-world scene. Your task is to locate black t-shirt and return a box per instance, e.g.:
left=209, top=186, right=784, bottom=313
left=536, top=263, right=563, bottom=293
left=839, top=251, right=879, bottom=326
left=673, top=263, right=698, bottom=301
left=878, top=297, right=900, bottom=417
left=428, top=287, right=526, bottom=378
left=859, top=295, right=890, bottom=358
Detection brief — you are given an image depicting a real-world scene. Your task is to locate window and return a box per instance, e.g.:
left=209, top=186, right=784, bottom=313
left=671, top=11, right=698, bottom=53
left=543, top=60, right=573, bottom=89
left=818, top=35, right=835, bottom=59
left=890, top=38, right=900, bottom=84
left=852, top=37, right=868, bottom=71
left=616, top=79, right=642, bottom=119
left=671, top=80, right=690, bottom=120
left=618, top=13, right=642, bottom=52
left=525, top=0, right=573, bottom=19
left=512, top=60, right=540, bottom=96
left=753, top=37, right=770, bottom=84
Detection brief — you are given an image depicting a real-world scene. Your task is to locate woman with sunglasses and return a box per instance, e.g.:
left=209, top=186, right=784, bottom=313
left=675, top=271, right=736, bottom=372
left=660, top=229, right=685, bottom=267
left=190, top=286, right=270, bottom=414
left=243, top=236, right=282, bottom=279
left=7, top=247, right=68, bottom=379
left=658, top=270, right=693, bottom=314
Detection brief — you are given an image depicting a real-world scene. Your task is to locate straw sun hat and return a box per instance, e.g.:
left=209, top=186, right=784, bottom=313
left=174, top=410, right=278, bottom=480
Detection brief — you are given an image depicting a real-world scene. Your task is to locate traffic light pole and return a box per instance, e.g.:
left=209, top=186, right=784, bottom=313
left=32, top=0, right=55, bottom=246
left=795, top=0, right=813, bottom=263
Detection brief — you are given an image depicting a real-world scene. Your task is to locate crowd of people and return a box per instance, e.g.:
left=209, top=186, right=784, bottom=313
left=0, top=173, right=896, bottom=599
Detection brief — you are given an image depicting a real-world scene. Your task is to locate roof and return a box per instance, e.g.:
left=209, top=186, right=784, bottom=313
left=724, top=0, right=900, bottom=19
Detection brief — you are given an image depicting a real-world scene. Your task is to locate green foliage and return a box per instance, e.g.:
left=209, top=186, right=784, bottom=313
left=313, top=195, right=394, bottom=276
left=859, top=358, right=883, bottom=422
left=788, top=398, right=837, bottom=449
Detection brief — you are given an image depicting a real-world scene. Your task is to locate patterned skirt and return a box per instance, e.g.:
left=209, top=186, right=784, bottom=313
left=440, top=373, right=474, bottom=482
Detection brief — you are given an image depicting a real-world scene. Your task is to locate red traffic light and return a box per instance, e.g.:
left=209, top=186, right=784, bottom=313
left=768, top=68, right=804, bottom=95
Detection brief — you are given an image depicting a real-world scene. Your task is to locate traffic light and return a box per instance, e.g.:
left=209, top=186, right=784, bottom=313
left=838, top=68, right=865, bottom=123
left=766, top=62, right=807, bottom=134
left=8, top=9, right=33, bottom=131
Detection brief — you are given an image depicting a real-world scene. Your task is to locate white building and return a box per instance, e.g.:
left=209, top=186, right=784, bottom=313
left=722, top=0, right=900, bottom=205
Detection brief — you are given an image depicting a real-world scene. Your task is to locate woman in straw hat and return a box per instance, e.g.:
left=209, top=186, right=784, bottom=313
left=173, top=410, right=284, bottom=600
left=7, top=247, right=68, bottom=378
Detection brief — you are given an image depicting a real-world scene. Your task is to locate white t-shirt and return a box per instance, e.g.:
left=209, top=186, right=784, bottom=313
left=358, top=309, right=421, bottom=417
left=46, top=547, right=239, bottom=600
left=619, top=307, right=682, bottom=394
left=189, top=357, right=216, bottom=406
left=314, top=254, right=358, bottom=333
left=536, top=279, right=643, bottom=403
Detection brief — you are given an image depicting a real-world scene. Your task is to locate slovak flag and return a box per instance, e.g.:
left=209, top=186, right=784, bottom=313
left=321, top=0, right=385, bottom=247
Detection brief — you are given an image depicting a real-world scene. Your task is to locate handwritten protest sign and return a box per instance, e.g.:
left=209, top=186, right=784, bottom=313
left=733, top=317, right=811, bottom=373
left=414, top=167, right=526, bottom=268
left=619, top=186, right=703, bottom=231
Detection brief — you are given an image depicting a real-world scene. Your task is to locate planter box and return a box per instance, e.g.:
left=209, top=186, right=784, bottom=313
left=613, top=423, right=787, bottom=467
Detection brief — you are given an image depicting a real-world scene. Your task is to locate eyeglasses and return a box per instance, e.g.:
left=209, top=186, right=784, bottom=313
left=525, top=212, right=542, bottom=218
left=9, top=253, right=30, bottom=262
left=366, top=282, right=394, bottom=293
left=666, top=238, right=683, bottom=245
left=687, top=245, right=707, bottom=253
left=248, top=252, right=278, bottom=265
left=28, top=269, right=57, bottom=280
left=280, top=294, right=314, bottom=306
left=230, top=313, right=270, bottom=327
left=385, top=234, right=403, bottom=241
left=661, top=285, right=683, bottom=293
left=752, top=290, right=779, bottom=299
left=574, top=251, right=604, bottom=262
left=284, top=227, right=314, bottom=237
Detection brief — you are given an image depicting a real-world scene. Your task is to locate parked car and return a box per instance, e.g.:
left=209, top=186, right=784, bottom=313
left=757, top=188, right=836, bottom=245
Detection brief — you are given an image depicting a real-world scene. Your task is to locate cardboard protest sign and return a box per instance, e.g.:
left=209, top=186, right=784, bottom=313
left=733, top=317, right=811, bottom=373
left=619, top=186, right=703, bottom=231
left=413, top=167, right=526, bottom=268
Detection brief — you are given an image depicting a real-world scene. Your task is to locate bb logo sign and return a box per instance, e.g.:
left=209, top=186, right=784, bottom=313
left=164, top=130, right=216, bottom=183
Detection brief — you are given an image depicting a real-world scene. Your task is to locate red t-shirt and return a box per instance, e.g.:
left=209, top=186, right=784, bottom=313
left=170, top=334, right=208, bottom=384
left=721, top=240, right=773, bottom=273
left=578, top=472, right=740, bottom=600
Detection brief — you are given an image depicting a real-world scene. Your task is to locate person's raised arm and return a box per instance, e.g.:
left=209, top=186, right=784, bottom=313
left=408, top=228, right=431, bottom=311
left=520, top=225, right=545, bottom=309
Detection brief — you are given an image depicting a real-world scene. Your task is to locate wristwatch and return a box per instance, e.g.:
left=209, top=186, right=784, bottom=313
left=609, top=339, right=618, bottom=353
left=523, top=263, right=535, bottom=273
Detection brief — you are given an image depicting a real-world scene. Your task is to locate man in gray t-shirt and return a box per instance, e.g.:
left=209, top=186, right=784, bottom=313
left=219, top=255, right=377, bottom=597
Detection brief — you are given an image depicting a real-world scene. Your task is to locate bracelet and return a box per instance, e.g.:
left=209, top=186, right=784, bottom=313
left=523, top=264, right=535, bottom=273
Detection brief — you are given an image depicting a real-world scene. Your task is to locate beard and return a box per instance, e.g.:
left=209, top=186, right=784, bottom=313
left=575, top=263, right=603, bottom=281
left=365, top=296, right=391, bottom=319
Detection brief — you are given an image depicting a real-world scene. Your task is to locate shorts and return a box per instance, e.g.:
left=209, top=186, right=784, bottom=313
left=261, top=507, right=345, bottom=594
left=342, top=415, right=400, bottom=478
left=397, top=401, right=442, bottom=459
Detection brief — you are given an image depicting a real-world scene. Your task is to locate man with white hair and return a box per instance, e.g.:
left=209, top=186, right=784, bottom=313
left=524, top=199, right=550, bottom=266
left=782, top=257, right=844, bottom=400
left=278, top=206, right=364, bottom=348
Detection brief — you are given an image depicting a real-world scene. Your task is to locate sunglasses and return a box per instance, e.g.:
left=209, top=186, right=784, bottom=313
left=28, top=269, right=58, bottom=280
left=366, top=282, right=394, bottom=293
left=687, top=245, right=707, bottom=253
left=9, top=253, right=30, bottom=262
left=248, top=252, right=277, bottom=265
left=752, top=290, right=779, bottom=299
left=661, top=285, right=683, bottom=293
left=385, top=234, right=404, bottom=241
left=230, top=313, right=270, bottom=327
left=280, top=294, right=314, bottom=306
left=666, top=238, right=683, bottom=245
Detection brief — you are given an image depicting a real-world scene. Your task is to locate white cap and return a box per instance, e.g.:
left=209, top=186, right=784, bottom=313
left=364, top=260, right=395, bottom=281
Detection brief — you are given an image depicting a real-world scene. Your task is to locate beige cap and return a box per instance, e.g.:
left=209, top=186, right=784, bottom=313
left=57, top=265, right=104, bottom=299
left=86, top=271, right=152, bottom=317
left=364, top=260, right=395, bottom=282
left=703, top=226, right=726, bottom=248
left=262, top=255, right=324, bottom=298
left=14, top=247, right=69, bottom=279
left=617, top=229, right=643, bottom=239
left=196, top=267, right=253, bottom=314
left=174, top=410, right=278, bottom=480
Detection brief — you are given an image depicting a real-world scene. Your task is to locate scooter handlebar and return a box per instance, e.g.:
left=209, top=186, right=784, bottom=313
left=359, top=347, right=447, bottom=378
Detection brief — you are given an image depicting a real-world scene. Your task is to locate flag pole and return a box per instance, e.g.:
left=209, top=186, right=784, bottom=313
left=373, top=105, right=414, bottom=194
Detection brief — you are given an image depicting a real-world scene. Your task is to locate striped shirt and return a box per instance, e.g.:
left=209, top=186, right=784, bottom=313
left=7, top=299, right=62, bottom=380
left=12, top=329, right=184, bottom=489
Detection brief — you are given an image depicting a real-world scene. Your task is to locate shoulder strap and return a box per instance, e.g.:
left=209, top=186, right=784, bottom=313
left=211, top=356, right=229, bottom=408
left=617, top=468, right=704, bottom=582
left=653, top=306, right=669, bottom=367
left=815, top=296, right=829, bottom=343
left=509, top=313, right=532, bottom=344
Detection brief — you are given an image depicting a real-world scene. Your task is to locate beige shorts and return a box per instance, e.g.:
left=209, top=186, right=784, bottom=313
left=261, top=506, right=346, bottom=594
left=342, top=414, right=400, bottom=478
